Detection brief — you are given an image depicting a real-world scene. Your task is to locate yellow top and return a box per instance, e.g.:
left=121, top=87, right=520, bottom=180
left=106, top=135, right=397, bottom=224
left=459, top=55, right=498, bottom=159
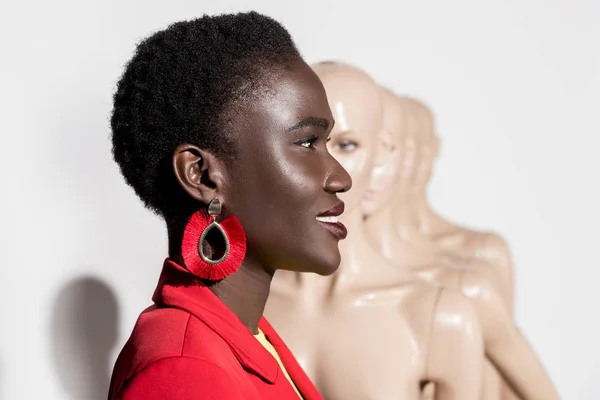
left=254, top=328, right=304, bottom=399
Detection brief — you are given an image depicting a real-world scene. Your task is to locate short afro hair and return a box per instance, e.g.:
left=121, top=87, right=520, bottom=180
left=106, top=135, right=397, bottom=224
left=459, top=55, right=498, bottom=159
left=111, top=11, right=302, bottom=219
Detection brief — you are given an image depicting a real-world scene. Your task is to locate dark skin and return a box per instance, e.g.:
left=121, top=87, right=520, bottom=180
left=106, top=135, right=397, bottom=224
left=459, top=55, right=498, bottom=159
left=169, top=60, right=352, bottom=334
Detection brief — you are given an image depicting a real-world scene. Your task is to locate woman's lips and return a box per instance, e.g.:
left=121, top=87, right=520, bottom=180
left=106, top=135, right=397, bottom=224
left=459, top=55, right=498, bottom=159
left=317, top=202, right=345, bottom=217
left=316, top=202, right=347, bottom=240
left=316, top=219, right=348, bottom=240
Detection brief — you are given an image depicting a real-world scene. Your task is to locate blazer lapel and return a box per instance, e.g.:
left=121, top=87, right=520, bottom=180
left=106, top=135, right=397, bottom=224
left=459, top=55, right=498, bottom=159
left=259, top=318, right=323, bottom=400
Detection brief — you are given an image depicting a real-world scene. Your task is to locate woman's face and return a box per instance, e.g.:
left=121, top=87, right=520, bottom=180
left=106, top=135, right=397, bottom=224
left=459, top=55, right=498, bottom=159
left=223, top=60, right=352, bottom=276
left=362, top=91, right=404, bottom=216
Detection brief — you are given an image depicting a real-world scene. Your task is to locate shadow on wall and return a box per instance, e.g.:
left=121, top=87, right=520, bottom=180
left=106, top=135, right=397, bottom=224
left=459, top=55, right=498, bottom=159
left=51, top=277, right=119, bottom=400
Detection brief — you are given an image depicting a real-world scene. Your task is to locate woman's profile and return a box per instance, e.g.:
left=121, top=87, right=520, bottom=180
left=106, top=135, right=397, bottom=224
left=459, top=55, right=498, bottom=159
left=107, top=11, right=351, bottom=400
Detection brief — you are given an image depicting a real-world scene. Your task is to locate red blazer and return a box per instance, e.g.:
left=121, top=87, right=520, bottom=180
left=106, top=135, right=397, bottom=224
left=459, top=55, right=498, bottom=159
left=108, top=259, right=323, bottom=400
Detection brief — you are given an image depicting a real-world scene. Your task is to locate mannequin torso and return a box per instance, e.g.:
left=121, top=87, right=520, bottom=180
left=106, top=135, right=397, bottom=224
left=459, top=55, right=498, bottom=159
left=267, top=210, right=484, bottom=400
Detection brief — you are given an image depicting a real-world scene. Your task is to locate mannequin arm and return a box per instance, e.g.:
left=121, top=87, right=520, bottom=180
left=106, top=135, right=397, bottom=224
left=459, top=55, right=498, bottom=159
left=481, top=233, right=515, bottom=314
left=460, top=272, right=559, bottom=400
left=479, top=234, right=518, bottom=400
left=426, top=288, right=484, bottom=400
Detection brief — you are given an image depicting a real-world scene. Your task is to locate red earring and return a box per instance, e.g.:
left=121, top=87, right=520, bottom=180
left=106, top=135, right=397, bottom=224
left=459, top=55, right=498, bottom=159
left=181, top=198, right=246, bottom=280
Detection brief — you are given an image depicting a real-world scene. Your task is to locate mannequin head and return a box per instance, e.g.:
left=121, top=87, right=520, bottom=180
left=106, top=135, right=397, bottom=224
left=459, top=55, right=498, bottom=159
left=361, top=92, right=420, bottom=214
left=411, top=99, right=439, bottom=195
left=312, top=61, right=384, bottom=213
left=393, top=97, right=423, bottom=199
left=362, top=87, right=405, bottom=216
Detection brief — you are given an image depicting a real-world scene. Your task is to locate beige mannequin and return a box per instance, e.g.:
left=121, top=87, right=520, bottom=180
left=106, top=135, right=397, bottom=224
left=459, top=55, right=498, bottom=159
left=365, top=98, right=511, bottom=308
left=409, top=99, right=514, bottom=312
left=363, top=88, right=560, bottom=400
left=408, top=98, right=517, bottom=400
left=266, top=61, right=485, bottom=400
left=365, top=92, right=505, bottom=400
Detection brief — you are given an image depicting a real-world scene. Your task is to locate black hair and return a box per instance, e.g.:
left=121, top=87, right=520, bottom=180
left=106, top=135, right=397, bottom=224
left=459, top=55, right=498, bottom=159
left=110, top=11, right=302, bottom=219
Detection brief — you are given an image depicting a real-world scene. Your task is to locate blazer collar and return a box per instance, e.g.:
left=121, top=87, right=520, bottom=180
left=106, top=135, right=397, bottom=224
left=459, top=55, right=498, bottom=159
left=259, top=318, right=324, bottom=400
left=152, top=259, right=279, bottom=383
left=151, top=259, right=323, bottom=399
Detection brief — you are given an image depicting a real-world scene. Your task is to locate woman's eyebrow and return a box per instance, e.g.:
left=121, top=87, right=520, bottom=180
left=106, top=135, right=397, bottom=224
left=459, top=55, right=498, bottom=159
left=287, top=116, right=333, bottom=132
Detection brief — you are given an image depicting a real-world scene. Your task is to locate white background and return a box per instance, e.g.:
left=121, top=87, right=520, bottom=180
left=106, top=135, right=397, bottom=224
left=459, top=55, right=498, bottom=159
left=1, top=0, right=598, bottom=399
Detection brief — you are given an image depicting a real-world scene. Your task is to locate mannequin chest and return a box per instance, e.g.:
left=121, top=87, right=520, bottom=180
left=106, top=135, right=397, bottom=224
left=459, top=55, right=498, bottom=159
left=265, top=286, right=430, bottom=400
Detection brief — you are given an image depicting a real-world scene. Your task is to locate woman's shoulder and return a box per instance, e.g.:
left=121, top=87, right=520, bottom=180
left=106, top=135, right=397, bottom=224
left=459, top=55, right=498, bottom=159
left=125, top=305, right=235, bottom=367
left=109, top=305, right=240, bottom=398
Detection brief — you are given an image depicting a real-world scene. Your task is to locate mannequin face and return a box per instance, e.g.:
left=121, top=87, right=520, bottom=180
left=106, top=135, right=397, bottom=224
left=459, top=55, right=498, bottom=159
left=312, top=62, right=383, bottom=213
left=413, top=104, right=439, bottom=194
left=362, top=89, right=404, bottom=216
left=363, top=95, right=418, bottom=210
left=396, top=99, right=420, bottom=198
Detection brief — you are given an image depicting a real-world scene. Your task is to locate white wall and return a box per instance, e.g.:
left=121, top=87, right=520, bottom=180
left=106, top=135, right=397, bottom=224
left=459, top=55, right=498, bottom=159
left=1, top=0, right=598, bottom=399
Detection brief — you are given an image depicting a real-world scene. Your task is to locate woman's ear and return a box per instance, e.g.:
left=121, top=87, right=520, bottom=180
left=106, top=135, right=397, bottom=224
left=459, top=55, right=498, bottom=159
left=172, top=144, right=228, bottom=206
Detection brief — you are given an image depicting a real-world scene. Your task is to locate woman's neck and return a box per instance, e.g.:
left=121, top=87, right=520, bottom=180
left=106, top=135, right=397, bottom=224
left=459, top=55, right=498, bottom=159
left=209, top=259, right=273, bottom=334
left=167, top=221, right=271, bottom=335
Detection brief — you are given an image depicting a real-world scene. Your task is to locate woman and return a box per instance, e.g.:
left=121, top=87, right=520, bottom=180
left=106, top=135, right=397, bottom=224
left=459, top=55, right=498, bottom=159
left=107, top=12, right=351, bottom=400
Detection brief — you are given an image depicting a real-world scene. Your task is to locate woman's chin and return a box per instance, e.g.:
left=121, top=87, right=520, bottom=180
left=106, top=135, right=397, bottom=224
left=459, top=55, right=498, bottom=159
left=311, top=250, right=342, bottom=276
left=273, top=245, right=342, bottom=276
left=292, top=252, right=341, bottom=276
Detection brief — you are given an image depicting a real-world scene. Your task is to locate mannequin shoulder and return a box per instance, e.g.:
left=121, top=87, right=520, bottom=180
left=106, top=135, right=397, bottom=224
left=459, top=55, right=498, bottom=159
left=396, top=281, right=477, bottom=339
left=460, top=268, right=505, bottom=304
left=472, top=231, right=513, bottom=263
left=430, top=287, right=481, bottom=336
left=459, top=269, right=513, bottom=341
left=481, top=232, right=511, bottom=252
left=440, top=228, right=512, bottom=260
left=401, top=282, right=480, bottom=334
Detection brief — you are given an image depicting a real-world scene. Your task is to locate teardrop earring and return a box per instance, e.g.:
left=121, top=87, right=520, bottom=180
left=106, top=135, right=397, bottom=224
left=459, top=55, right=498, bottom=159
left=181, top=198, right=246, bottom=280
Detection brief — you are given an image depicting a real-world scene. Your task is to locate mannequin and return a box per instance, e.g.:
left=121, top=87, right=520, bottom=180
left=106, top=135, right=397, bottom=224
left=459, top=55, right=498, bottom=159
left=409, top=99, right=514, bottom=311
left=363, top=88, right=560, bottom=400
left=364, top=96, right=511, bottom=309
left=265, top=61, right=485, bottom=400
left=365, top=91, right=506, bottom=400
left=409, top=98, right=517, bottom=400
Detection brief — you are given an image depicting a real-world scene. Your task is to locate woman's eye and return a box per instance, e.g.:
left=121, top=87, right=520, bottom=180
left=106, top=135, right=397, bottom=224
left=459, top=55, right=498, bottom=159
left=299, top=137, right=317, bottom=148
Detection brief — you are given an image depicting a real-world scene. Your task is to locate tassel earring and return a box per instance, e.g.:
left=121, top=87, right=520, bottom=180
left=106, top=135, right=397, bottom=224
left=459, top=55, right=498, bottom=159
left=181, top=198, right=246, bottom=280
